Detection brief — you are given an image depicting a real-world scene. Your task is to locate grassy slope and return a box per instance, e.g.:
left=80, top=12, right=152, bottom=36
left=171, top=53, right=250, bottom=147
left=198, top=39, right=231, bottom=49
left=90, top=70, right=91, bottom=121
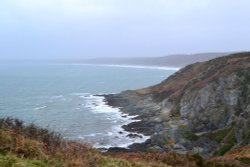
left=1, top=118, right=250, bottom=167
left=0, top=118, right=164, bottom=167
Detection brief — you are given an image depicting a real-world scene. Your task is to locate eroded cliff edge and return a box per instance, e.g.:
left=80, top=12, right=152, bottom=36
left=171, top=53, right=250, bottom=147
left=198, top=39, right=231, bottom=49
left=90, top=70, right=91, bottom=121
left=105, top=53, right=250, bottom=157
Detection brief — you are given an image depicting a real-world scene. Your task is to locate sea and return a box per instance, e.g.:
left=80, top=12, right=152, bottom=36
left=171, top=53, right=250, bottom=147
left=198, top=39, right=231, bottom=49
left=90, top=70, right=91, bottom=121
left=0, top=63, right=178, bottom=148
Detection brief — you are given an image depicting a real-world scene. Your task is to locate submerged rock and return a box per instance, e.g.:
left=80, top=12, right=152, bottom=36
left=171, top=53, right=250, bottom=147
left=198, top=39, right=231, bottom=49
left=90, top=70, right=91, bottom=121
left=126, top=133, right=143, bottom=138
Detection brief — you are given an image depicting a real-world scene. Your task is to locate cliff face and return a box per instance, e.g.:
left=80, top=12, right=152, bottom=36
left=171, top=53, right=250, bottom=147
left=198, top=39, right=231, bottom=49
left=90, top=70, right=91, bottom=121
left=105, top=53, right=250, bottom=156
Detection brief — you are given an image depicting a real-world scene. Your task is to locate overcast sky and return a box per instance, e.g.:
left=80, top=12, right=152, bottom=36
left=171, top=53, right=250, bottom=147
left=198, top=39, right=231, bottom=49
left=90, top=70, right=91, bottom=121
left=0, top=0, right=250, bottom=59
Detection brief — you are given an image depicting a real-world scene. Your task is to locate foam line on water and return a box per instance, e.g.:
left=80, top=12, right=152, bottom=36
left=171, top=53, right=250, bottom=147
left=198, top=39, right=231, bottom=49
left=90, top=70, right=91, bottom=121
left=33, top=106, right=47, bottom=110
left=62, top=63, right=180, bottom=71
left=81, top=94, right=120, bottom=114
left=76, top=93, right=150, bottom=148
left=92, top=125, right=150, bottom=149
left=94, top=64, right=180, bottom=71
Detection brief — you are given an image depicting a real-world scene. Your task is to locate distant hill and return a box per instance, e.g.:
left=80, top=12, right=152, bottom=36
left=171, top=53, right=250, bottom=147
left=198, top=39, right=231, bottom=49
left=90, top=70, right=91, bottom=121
left=82, top=52, right=233, bottom=67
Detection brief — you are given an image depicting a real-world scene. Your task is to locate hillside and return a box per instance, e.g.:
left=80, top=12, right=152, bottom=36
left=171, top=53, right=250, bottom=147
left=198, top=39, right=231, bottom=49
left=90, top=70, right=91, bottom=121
left=0, top=118, right=171, bottom=167
left=105, top=52, right=250, bottom=157
left=1, top=118, right=250, bottom=167
left=81, top=52, right=231, bottom=67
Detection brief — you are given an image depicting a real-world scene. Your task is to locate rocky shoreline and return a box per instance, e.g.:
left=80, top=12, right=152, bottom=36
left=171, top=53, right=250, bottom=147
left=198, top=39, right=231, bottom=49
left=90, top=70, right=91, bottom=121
left=103, top=53, right=250, bottom=157
left=104, top=91, right=168, bottom=152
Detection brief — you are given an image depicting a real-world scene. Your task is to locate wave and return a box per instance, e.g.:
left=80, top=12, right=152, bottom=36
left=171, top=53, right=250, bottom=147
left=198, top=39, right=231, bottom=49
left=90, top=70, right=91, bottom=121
left=33, top=106, right=47, bottom=110
left=92, top=125, right=150, bottom=149
left=80, top=94, right=120, bottom=114
left=74, top=93, right=150, bottom=148
left=70, top=93, right=91, bottom=96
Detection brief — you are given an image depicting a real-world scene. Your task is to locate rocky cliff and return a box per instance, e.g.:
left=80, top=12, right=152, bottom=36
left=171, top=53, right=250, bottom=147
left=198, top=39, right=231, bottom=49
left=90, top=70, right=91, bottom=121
left=105, top=52, right=250, bottom=157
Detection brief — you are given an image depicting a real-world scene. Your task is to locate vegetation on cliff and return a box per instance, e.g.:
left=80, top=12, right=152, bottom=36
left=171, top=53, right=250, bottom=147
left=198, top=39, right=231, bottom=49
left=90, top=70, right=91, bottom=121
left=139, top=52, right=250, bottom=102
left=1, top=118, right=250, bottom=167
left=0, top=118, right=159, bottom=167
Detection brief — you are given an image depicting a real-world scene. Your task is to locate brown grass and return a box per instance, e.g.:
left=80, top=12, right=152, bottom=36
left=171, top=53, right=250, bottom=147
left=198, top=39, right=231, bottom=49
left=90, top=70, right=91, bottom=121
left=1, top=117, right=250, bottom=167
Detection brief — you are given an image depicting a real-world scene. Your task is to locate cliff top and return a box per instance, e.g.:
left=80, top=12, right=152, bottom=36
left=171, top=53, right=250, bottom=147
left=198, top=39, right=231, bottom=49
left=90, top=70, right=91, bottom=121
left=136, top=52, right=250, bottom=102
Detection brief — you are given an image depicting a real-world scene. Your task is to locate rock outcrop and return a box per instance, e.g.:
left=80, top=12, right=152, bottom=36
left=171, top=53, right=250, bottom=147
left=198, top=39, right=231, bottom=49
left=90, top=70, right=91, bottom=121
left=105, top=52, right=250, bottom=157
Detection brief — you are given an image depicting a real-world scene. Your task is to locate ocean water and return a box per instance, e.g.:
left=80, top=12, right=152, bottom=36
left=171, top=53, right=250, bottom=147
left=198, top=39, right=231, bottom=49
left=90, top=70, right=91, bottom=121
left=0, top=64, right=177, bottom=148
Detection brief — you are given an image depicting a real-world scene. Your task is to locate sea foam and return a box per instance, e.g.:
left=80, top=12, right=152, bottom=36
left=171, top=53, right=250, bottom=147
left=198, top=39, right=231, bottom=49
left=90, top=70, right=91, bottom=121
left=74, top=93, right=150, bottom=148
left=64, top=63, right=180, bottom=71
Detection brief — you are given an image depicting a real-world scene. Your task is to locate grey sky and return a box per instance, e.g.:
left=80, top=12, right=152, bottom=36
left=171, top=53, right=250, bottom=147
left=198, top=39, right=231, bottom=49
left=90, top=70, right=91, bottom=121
left=0, top=0, right=249, bottom=59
